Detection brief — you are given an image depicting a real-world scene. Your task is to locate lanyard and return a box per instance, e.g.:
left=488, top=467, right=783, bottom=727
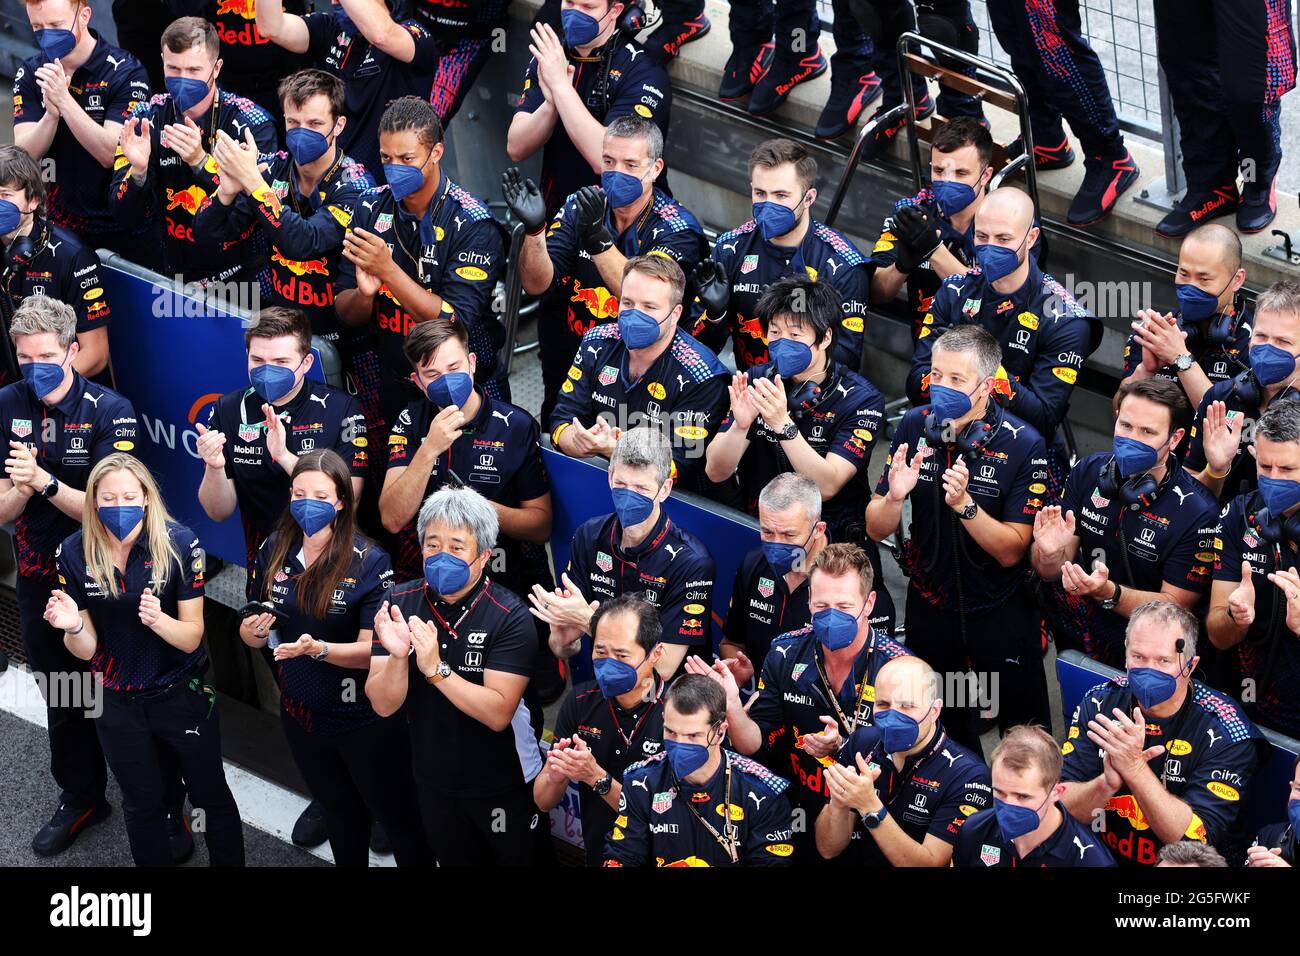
left=681, top=756, right=739, bottom=864
left=423, top=578, right=488, bottom=637
left=607, top=677, right=663, bottom=749
left=811, top=635, right=875, bottom=737
left=288, top=148, right=345, bottom=217
left=392, top=178, right=449, bottom=283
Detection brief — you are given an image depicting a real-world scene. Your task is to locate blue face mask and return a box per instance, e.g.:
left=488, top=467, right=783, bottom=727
left=593, top=654, right=643, bottom=698
left=290, top=498, right=337, bottom=537
left=426, top=371, right=473, bottom=409
left=35, top=27, right=77, bottom=61
left=618, top=308, right=664, bottom=350
left=285, top=127, right=331, bottom=166
left=975, top=241, right=1023, bottom=283
left=384, top=161, right=427, bottom=200
left=753, top=199, right=801, bottom=242
left=1250, top=343, right=1297, bottom=386
left=928, top=382, right=975, bottom=425
left=1176, top=283, right=1223, bottom=324
left=424, top=551, right=472, bottom=596
left=932, top=178, right=978, bottom=218
left=664, top=739, right=711, bottom=779
left=874, top=706, right=925, bottom=754
left=762, top=529, right=813, bottom=578
left=767, top=338, right=813, bottom=378
left=1258, top=476, right=1300, bottom=517
left=20, top=360, right=66, bottom=400
left=1288, top=797, right=1300, bottom=834
left=1113, top=435, right=1160, bottom=479
left=811, top=606, right=862, bottom=652
left=561, top=6, right=603, bottom=46
left=601, top=170, right=646, bottom=209
left=0, top=199, right=23, bottom=235
left=611, top=486, right=656, bottom=528
left=166, top=76, right=211, bottom=114
left=995, top=793, right=1050, bottom=842
left=1128, top=665, right=1184, bottom=711
left=250, top=362, right=299, bottom=403
left=98, top=505, right=144, bottom=541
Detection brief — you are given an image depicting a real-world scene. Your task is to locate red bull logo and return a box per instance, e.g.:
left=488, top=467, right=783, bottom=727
left=569, top=281, right=619, bottom=320
left=164, top=185, right=207, bottom=216
left=215, top=0, right=256, bottom=18
left=1105, top=793, right=1149, bottom=830
left=738, top=317, right=766, bottom=341
left=271, top=250, right=329, bottom=277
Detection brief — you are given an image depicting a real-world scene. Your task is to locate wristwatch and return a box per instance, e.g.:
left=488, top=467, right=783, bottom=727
left=312, top=641, right=329, bottom=661
left=1099, top=582, right=1123, bottom=611
left=773, top=420, right=799, bottom=442
left=958, top=500, right=978, bottom=520
left=39, top=474, right=59, bottom=498
left=592, top=772, right=614, bottom=795
left=860, top=805, right=888, bottom=830
left=427, top=660, right=453, bottom=684
left=1174, top=353, right=1195, bottom=372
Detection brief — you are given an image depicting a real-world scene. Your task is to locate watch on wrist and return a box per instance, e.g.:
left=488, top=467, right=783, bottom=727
left=427, top=660, right=452, bottom=684
left=1174, top=352, right=1195, bottom=372
left=1099, top=582, right=1123, bottom=611
left=860, top=804, right=888, bottom=830
left=39, top=474, right=59, bottom=498
left=773, top=420, right=799, bottom=441
left=312, top=641, right=329, bottom=661
left=592, top=772, right=614, bottom=795
left=958, top=500, right=977, bottom=520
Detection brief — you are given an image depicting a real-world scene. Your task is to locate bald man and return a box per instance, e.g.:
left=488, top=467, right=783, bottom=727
left=908, top=188, right=1102, bottom=475
left=1119, top=223, right=1252, bottom=411
left=815, top=655, right=992, bottom=867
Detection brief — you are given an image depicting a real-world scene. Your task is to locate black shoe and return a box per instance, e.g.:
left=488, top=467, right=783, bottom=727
left=1154, top=184, right=1240, bottom=239
left=1238, top=180, right=1277, bottom=233
left=1067, top=150, right=1140, bottom=226
left=914, top=90, right=934, bottom=121
left=860, top=108, right=912, bottom=163
left=291, top=800, right=328, bottom=848
left=369, top=822, right=392, bottom=856
left=748, top=49, right=828, bottom=116
left=719, top=42, right=772, bottom=100
left=166, top=809, right=195, bottom=864
left=1008, top=133, right=1076, bottom=171
left=32, top=801, right=111, bottom=857
left=643, top=13, right=710, bottom=65
left=815, top=70, right=883, bottom=139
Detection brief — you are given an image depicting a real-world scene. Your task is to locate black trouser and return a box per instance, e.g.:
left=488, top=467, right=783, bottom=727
left=417, top=782, right=551, bottom=866
left=281, top=710, right=433, bottom=868
left=903, top=584, right=1052, bottom=754
left=1153, top=0, right=1295, bottom=194
left=96, top=679, right=244, bottom=866
left=727, top=0, right=820, bottom=61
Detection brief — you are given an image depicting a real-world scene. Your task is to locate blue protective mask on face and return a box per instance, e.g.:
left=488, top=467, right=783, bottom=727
left=424, top=551, right=472, bottom=596
left=426, top=371, right=473, bottom=409
left=995, top=793, right=1050, bottom=841
left=767, top=338, right=813, bottom=378
left=250, top=362, right=299, bottom=403
left=928, top=382, right=974, bottom=425
left=166, top=76, right=211, bottom=114
left=593, top=654, right=643, bottom=698
left=811, top=606, right=861, bottom=652
left=874, top=706, right=924, bottom=754
left=1250, top=343, right=1297, bottom=386
left=618, top=308, right=664, bottom=350
left=601, top=169, right=646, bottom=209
left=1176, top=283, right=1223, bottom=324
left=1288, top=797, right=1300, bottom=834
left=664, top=739, right=711, bottom=779
left=932, top=179, right=978, bottom=218
left=35, top=27, right=77, bottom=61
left=1128, top=666, right=1182, bottom=710
left=561, top=6, right=603, bottom=46
left=611, top=486, right=656, bottom=528
left=384, top=162, right=426, bottom=201
left=1258, top=476, right=1300, bottom=517
left=20, top=360, right=66, bottom=400
left=285, top=127, right=331, bottom=166
left=0, top=199, right=23, bottom=235
left=753, top=199, right=802, bottom=242
left=98, top=505, right=144, bottom=541
left=762, top=539, right=808, bottom=578
left=1113, top=435, right=1160, bottom=479
left=975, top=241, right=1023, bottom=283
left=290, top=498, right=337, bottom=537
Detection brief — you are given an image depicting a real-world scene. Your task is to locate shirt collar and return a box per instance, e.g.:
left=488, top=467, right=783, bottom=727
left=395, top=171, right=451, bottom=245
left=613, top=506, right=670, bottom=559
left=50, top=372, right=87, bottom=416
left=428, top=569, right=487, bottom=618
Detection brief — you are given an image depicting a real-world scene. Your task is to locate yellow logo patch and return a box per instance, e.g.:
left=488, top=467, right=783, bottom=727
left=675, top=425, right=707, bottom=440
left=113, top=441, right=135, bottom=451
left=648, top=382, right=666, bottom=400
left=842, top=316, right=864, bottom=333
left=455, top=266, right=488, bottom=281
left=1052, top=366, right=1078, bottom=384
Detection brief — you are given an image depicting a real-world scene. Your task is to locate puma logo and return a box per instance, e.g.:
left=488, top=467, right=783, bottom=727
left=231, top=118, right=245, bottom=135
left=773, top=644, right=791, bottom=658
left=1005, top=656, right=1020, bottom=666
left=627, top=47, right=644, bottom=61
left=586, top=345, right=600, bottom=360
left=663, top=543, right=682, bottom=561
left=651, top=227, right=663, bottom=240
left=362, top=199, right=376, bottom=211
left=723, top=242, right=737, bottom=254
left=83, top=392, right=101, bottom=407
left=185, top=727, right=200, bottom=736
left=1090, top=695, right=1103, bottom=709
left=747, top=792, right=766, bottom=809
left=1001, top=421, right=1025, bottom=439
left=1206, top=728, right=1221, bottom=749
left=1171, top=486, right=1191, bottom=506
left=1073, top=836, right=1094, bottom=859
left=454, top=215, right=465, bottom=230
left=47, top=240, right=62, bottom=255
left=676, top=374, right=688, bottom=391
left=630, top=777, right=649, bottom=791
left=834, top=383, right=850, bottom=398
left=309, top=393, right=328, bottom=408
left=354, top=546, right=367, bottom=560
left=492, top=409, right=515, bottom=426
left=940, top=748, right=958, bottom=767
left=826, top=258, right=841, bottom=275
left=106, top=54, right=125, bottom=71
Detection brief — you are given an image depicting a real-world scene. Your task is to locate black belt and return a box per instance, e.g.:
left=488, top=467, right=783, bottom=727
left=103, top=668, right=204, bottom=702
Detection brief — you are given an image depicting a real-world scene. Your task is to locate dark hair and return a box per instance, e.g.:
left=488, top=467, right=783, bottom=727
left=403, top=316, right=469, bottom=369
left=666, top=673, right=726, bottom=726
left=245, top=306, right=313, bottom=358
left=756, top=273, right=841, bottom=351
left=278, top=69, right=345, bottom=122
left=161, top=16, right=218, bottom=59
left=623, top=254, right=685, bottom=308
left=262, top=450, right=362, bottom=620
left=590, top=593, right=661, bottom=654
left=379, top=95, right=444, bottom=150
left=1115, top=377, right=1191, bottom=437
left=0, top=145, right=46, bottom=214
left=748, top=138, right=818, bottom=193
left=931, top=116, right=994, bottom=169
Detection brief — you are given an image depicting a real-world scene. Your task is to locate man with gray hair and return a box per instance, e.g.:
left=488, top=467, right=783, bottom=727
left=507, top=115, right=707, bottom=421
left=530, top=426, right=715, bottom=681
left=0, top=293, right=150, bottom=857
left=367, top=485, right=547, bottom=865
left=1209, top=397, right=1300, bottom=738
left=868, top=324, right=1052, bottom=752
left=1187, top=279, right=1300, bottom=503
left=1061, top=601, right=1264, bottom=867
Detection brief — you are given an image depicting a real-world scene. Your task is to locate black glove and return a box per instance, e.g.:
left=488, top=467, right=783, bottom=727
left=573, top=185, right=614, bottom=256
left=692, top=259, right=730, bottom=322
left=501, top=167, right=547, bottom=235
left=891, top=204, right=942, bottom=273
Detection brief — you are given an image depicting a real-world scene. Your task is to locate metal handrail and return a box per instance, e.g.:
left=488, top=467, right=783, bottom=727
left=823, top=103, right=910, bottom=229
left=498, top=221, right=527, bottom=377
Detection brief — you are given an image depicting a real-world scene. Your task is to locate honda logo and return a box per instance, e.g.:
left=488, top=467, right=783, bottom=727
left=980, top=465, right=995, bottom=478
left=465, top=651, right=482, bottom=667
left=1140, top=528, right=1156, bottom=543
left=479, top=454, right=493, bottom=466
left=69, top=437, right=84, bottom=450
left=1016, top=329, right=1031, bottom=345
left=300, top=438, right=314, bottom=451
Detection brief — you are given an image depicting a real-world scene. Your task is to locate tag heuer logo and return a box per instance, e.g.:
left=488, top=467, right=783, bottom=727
left=652, top=791, right=673, bottom=813
left=791, top=663, right=807, bottom=682
left=1244, top=532, right=1258, bottom=548
left=980, top=844, right=1002, bottom=866
left=1091, top=488, right=1110, bottom=508
left=238, top=425, right=259, bottom=442
left=740, top=254, right=759, bottom=274
left=598, top=365, right=618, bottom=386
left=10, top=418, right=31, bottom=438
left=757, top=576, right=775, bottom=598
left=374, top=212, right=393, bottom=234
left=596, top=551, right=613, bottom=573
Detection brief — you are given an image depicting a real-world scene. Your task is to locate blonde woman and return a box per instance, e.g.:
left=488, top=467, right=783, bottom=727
left=45, top=453, right=245, bottom=867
